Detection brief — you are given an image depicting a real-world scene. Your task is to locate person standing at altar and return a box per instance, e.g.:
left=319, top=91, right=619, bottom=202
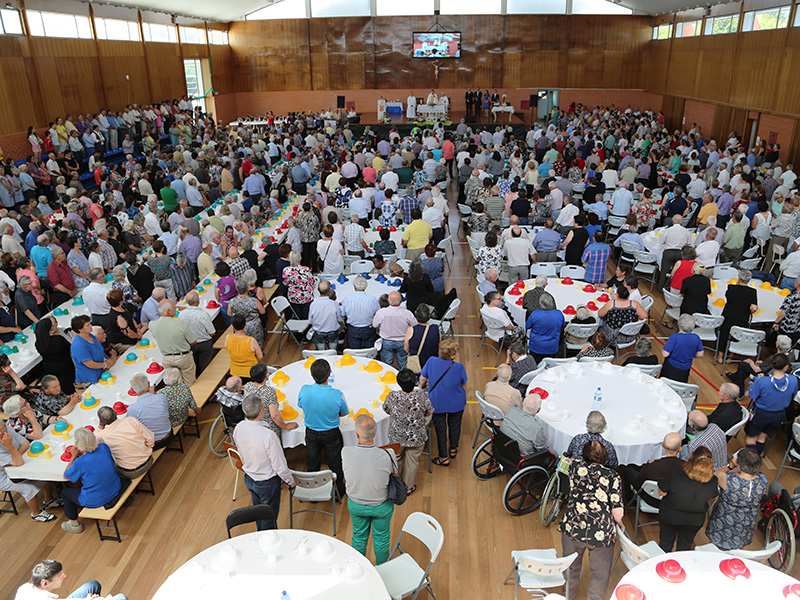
left=406, top=92, right=417, bottom=120
left=426, top=90, right=438, bottom=106
left=491, top=90, right=500, bottom=105
left=465, top=88, right=473, bottom=116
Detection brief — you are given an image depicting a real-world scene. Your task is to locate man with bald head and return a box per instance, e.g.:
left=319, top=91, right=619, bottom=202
left=373, top=290, right=416, bottom=369
left=140, top=287, right=166, bottom=326
left=308, top=280, right=342, bottom=350
left=197, top=241, right=215, bottom=281
left=483, top=363, right=522, bottom=416
left=148, top=299, right=197, bottom=384
left=622, top=432, right=684, bottom=507
left=682, top=409, right=727, bottom=470
left=179, top=290, right=215, bottom=372
left=504, top=226, right=536, bottom=284
left=498, top=393, right=547, bottom=456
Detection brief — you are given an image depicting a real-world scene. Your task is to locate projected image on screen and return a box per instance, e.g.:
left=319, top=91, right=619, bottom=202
left=412, top=32, right=461, bottom=58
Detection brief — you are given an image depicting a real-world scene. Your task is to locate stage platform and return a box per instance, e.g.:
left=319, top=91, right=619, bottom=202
left=347, top=110, right=533, bottom=140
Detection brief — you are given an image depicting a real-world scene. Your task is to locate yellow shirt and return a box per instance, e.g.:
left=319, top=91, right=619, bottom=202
left=697, top=202, right=719, bottom=225
left=372, top=156, right=385, bottom=173
left=402, top=219, right=433, bottom=250
left=226, top=334, right=258, bottom=378
left=56, top=124, right=68, bottom=142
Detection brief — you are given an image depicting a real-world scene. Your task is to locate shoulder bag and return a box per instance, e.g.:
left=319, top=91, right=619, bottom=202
left=405, top=324, right=430, bottom=374
left=383, top=448, right=408, bottom=505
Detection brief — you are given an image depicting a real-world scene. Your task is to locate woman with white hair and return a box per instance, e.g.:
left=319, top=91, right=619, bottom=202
left=727, top=334, right=793, bottom=392
left=566, top=410, right=619, bottom=469
left=661, top=314, right=704, bottom=382
left=282, top=250, right=314, bottom=320
left=161, top=367, right=199, bottom=429
left=61, top=427, right=121, bottom=534
left=2, top=394, right=44, bottom=440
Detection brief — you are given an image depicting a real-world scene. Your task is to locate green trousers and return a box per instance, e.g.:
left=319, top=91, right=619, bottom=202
left=348, top=498, right=395, bottom=564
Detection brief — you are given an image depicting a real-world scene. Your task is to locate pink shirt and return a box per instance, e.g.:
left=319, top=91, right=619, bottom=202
left=372, top=305, right=416, bottom=341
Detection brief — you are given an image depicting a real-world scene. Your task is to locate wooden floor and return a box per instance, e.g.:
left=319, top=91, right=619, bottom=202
left=3, top=181, right=800, bottom=600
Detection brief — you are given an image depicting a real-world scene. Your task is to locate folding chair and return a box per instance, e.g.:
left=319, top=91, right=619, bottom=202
left=270, top=296, right=310, bottom=353
left=711, top=265, right=740, bottom=281
left=719, top=326, right=765, bottom=374
left=530, top=263, right=557, bottom=278
left=289, top=469, right=338, bottom=536
left=612, top=319, right=647, bottom=363
left=477, top=311, right=508, bottom=367
left=542, top=357, right=577, bottom=369
left=559, top=265, right=585, bottom=280
left=625, top=363, right=662, bottom=378
left=224, top=443, right=244, bottom=502
left=226, top=505, right=277, bottom=538
left=436, top=236, right=453, bottom=272
left=662, top=378, right=700, bottom=412
left=613, top=524, right=665, bottom=574
left=504, top=548, right=578, bottom=600
left=302, top=349, right=337, bottom=358
left=578, top=354, right=614, bottom=363
left=619, top=240, right=642, bottom=268
left=396, top=259, right=412, bottom=271
left=691, top=313, right=723, bottom=355
left=563, top=322, right=599, bottom=356
left=656, top=289, right=682, bottom=332
left=632, top=480, right=661, bottom=543
left=633, top=250, right=658, bottom=291
left=430, top=298, right=460, bottom=340
left=349, top=260, right=375, bottom=275
left=696, top=541, right=782, bottom=562
left=343, top=346, right=378, bottom=359
left=724, top=405, right=750, bottom=441
left=776, top=421, right=800, bottom=480
left=607, top=215, right=626, bottom=238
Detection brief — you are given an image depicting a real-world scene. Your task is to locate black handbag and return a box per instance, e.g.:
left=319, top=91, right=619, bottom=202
left=383, top=449, right=407, bottom=505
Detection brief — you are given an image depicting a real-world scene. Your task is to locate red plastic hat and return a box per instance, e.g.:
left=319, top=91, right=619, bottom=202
left=377, top=225, right=383, bottom=231
left=508, top=287, right=521, bottom=296
left=719, top=558, right=750, bottom=580
left=583, top=284, right=596, bottom=293
left=60, top=445, right=75, bottom=462
left=389, top=226, right=397, bottom=232
left=269, top=236, right=276, bottom=243
left=586, top=301, right=599, bottom=311
left=783, top=584, right=800, bottom=598
left=615, top=585, right=646, bottom=600
left=84, top=425, right=95, bottom=432
left=529, top=387, right=549, bottom=399
left=562, top=277, right=573, bottom=285
left=207, top=300, right=220, bottom=309
left=128, top=388, right=137, bottom=397
left=515, top=297, right=523, bottom=306
left=655, top=559, right=686, bottom=583
left=146, top=362, right=164, bottom=374
left=113, top=402, right=128, bottom=415
left=563, top=305, right=577, bottom=315
left=598, top=293, right=610, bottom=303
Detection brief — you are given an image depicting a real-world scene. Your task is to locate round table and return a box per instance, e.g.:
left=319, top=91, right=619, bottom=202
left=363, top=228, right=405, bottom=254
left=708, top=279, right=788, bottom=324
left=641, top=228, right=698, bottom=266
left=614, top=550, right=799, bottom=600
left=152, top=530, right=390, bottom=600
left=526, top=362, right=687, bottom=465
left=504, top=277, right=611, bottom=327
left=270, top=355, right=399, bottom=448
left=324, top=274, right=401, bottom=302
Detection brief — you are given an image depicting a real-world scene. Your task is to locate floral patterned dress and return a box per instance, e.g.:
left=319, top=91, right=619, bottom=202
left=706, top=473, right=768, bottom=550
left=632, top=198, right=657, bottom=229
left=229, top=295, right=264, bottom=346
left=383, top=390, right=433, bottom=448
left=163, top=383, right=197, bottom=428
left=282, top=265, right=314, bottom=306
left=476, top=245, right=504, bottom=274
left=243, top=382, right=281, bottom=437
left=559, top=459, right=623, bottom=548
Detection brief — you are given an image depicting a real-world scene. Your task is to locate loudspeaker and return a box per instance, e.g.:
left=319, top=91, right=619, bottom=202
left=434, top=8, right=440, bottom=14
left=337, top=95, right=345, bottom=109
left=529, top=94, right=536, bottom=105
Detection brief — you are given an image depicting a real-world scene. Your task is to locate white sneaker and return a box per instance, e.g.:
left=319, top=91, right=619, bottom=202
left=31, top=509, right=56, bottom=522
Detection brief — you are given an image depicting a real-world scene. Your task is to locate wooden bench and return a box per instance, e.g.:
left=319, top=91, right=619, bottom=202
left=213, top=326, right=233, bottom=349
left=182, top=349, right=231, bottom=438
left=79, top=447, right=165, bottom=542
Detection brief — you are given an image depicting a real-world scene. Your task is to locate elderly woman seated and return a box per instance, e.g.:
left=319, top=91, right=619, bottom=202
left=566, top=410, right=619, bottom=469
left=2, top=395, right=44, bottom=440
left=623, top=337, right=659, bottom=366
left=577, top=331, right=614, bottom=360
left=161, top=367, right=199, bottom=429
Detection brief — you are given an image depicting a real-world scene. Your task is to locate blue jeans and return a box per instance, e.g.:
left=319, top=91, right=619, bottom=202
left=313, top=330, right=339, bottom=350
left=67, top=580, right=126, bottom=600
left=782, top=277, right=796, bottom=291
left=380, top=339, right=407, bottom=370
left=348, top=325, right=377, bottom=349
left=244, top=474, right=281, bottom=530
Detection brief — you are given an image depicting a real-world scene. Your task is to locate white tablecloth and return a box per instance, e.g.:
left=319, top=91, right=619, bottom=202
left=527, top=363, right=687, bottom=465
left=363, top=229, right=405, bottom=254
left=615, top=550, right=799, bottom=600
left=417, top=105, right=446, bottom=119
left=152, top=530, right=389, bottom=600
left=708, top=279, right=787, bottom=324
left=271, top=355, right=398, bottom=448
left=492, top=106, right=515, bottom=121
left=504, top=277, right=610, bottom=327
left=324, top=275, right=400, bottom=302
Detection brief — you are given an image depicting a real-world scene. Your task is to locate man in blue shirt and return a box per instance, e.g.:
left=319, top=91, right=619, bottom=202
left=127, top=373, right=173, bottom=450
left=243, top=170, right=266, bottom=202
left=532, top=219, right=561, bottom=263
left=30, top=235, right=52, bottom=278
left=297, top=359, right=349, bottom=497
left=290, top=160, right=309, bottom=195
left=170, top=171, right=187, bottom=201
left=24, top=223, right=40, bottom=255
left=349, top=190, right=371, bottom=227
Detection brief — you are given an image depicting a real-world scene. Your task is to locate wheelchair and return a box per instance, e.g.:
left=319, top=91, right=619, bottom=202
left=759, top=488, right=798, bottom=572
left=471, top=429, right=556, bottom=515
left=208, top=404, right=244, bottom=457
left=539, top=457, right=571, bottom=526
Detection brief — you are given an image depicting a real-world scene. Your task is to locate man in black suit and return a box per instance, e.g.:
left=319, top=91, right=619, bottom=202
left=465, top=88, right=473, bottom=116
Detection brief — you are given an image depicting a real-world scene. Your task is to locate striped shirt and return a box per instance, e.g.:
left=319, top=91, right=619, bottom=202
left=344, top=223, right=366, bottom=253
left=341, top=291, right=380, bottom=327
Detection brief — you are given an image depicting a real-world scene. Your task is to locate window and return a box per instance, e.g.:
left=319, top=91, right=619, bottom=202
left=675, top=19, right=701, bottom=37
left=246, top=0, right=308, bottom=20
left=310, top=0, right=370, bottom=17
left=704, top=14, right=740, bottom=35
left=506, top=0, right=566, bottom=13
left=376, top=0, right=434, bottom=16
left=652, top=23, right=673, bottom=40
left=184, top=59, right=206, bottom=112
left=26, top=10, right=92, bottom=39
left=743, top=6, right=790, bottom=31
left=179, top=26, right=206, bottom=45
left=94, top=17, right=140, bottom=42
left=208, top=29, right=229, bottom=45
left=0, top=9, right=22, bottom=35
left=142, top=22, right=177, bottom=43
left=572, top=0, right=631, bottom=15
left=440, top=0, right=501, bottom=14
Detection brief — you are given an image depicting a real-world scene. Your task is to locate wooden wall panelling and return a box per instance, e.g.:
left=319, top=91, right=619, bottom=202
left=97, top=41, right=148, bottom=110
left=665, top=36, right=701, bottom=99
left=787, top=118, right=800, bottom=166
left=774, top=28, right=800, bottom=116
left=501, top=15, right=567, bottom=90
left=566, top=16, right=606, bottom=89
left=0, top=36, right=39, bottom=135
left=660, top=94, right=685, bottom=131
left=308, top=18, right=373, bottom=91
left=209, top=45, right=233, bottom=95
left=145, top=42, right=185, bottom=102
left=711, top=105, right=747, bottom=143
left=692, top=33, right=737, bottom=105
left=644, top=40, right=670, bottom=94
left=729, top=31, right=785, bottom=111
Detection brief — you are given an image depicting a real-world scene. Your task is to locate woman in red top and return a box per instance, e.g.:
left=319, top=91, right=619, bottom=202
left=669, top=245, right=697, bottom=294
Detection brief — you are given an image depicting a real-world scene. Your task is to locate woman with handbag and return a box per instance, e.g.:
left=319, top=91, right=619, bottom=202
left=419, top=339, right=467, bottom=467
left=403, top=304, right=440, bottom=375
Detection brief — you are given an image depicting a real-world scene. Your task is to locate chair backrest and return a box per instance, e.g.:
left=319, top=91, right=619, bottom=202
left=468, top=236, right=481, bottom=251
left=608, top=215, right=627, bottom=227
left=224, top=443, right=244, bottom=473
left=662, top=289, right=682, bottom=308
left=618, top=318, right=647, bottom=337
left=542, top=357, right=577, bottom=369
left=343, top=347, right=378, bottom=359
left=458, top=203, right=472, bottom=216
left=565, top=322, right=600, bottom=338
left=530, top=263, right=557, bottom=277
left=662, top=378, right=699, bottom=410
left=615, top=525, right=657, bottom=566
left=475, top=390, right=505, bottom=421
left=440, top=298, right=460, bottom=321
left=517, top=369, right=540, bottom=387
left=560, top=265, right=586, bottom=279
left=518, top=552, right=578, bottom=579
left=691, top=313, right=724, bottom=330
left=578, top=354, right=614, bottom=363
left=291, top=469, right=336, bottom=490
left=400, top=512, right=445, bottom=564
left=724, top=405, right=750, bottom=437
left=727, top=540, right=782, bottom=561
left=396, top=259, right=412, bottom=271
left=477, top=288, right=486, bottom=305
left=640, top=295, right=654, bottom=313
left=621, top=240, right=641, bottom=255
left=626, top=363, right=662, bottom=378
left=350, top=260, right=374, bottom=275
left=739, top=258, right=760, bottom=270
left=270, top=295, right=291, bottom=320
left=226, top=505, right=277, bottom=537
left=712, top=266, right=739, bottom=281
left=302, top=349, right=337, bottom=358
left=730, top=326, right=766, bottom=344
left=634, top=250, right=657, bottom=264
left=437, top=236, right=452, bottom=252
left=772, top=245, right=786, bottom=259
left=639, top=480, right=661, bottom=506
left=369, top=219, right=381, bottom=228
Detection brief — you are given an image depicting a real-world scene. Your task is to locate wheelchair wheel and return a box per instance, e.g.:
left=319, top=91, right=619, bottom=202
left=471, top=439, right=503, bottom=479
left=540, top=471, right=564, bottom=526
left=208, top=414, right=231, bottom=457
left=503, top=466, right=549, bottom=515
left=766, top=508, right=796, bottom=572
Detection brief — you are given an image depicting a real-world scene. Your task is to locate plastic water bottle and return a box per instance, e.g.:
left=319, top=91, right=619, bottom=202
left=281, top=592, right=291, bottom=600
left=328, top=371, right=335, bottom=387
left=592, top=387, right=603, bottom=411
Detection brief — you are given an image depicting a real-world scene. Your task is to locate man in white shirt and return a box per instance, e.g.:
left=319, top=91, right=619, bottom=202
left=381, top=166, right=399, bottom=192
left=480, top=291, right=523, bottom=342
left=610, top=182, right=633, bottom=217
left=82, top=268, right=111, bottom=322
left=232, top=395, right=295, bottom=531
left=686, top=175, right=707, bottom=202
left=143, top=199, right=163, bottom=238
left=422, top=197, right=444, bottom=245
left=781, top=165, right=797, bottom=188
left=695, top=227, right=721, bottom=268
left=14, top=559, right=126, bottom=600
left=504, top=227, right=535, bottom=284
left=308, top=281, right=342, bottom=350
left=779, top=245, right=800, bottom=289
left=555, top=196, right=579, bottom=234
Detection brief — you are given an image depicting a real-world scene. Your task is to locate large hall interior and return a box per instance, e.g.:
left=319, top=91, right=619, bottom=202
left=4, top=0, right=800, bottom=599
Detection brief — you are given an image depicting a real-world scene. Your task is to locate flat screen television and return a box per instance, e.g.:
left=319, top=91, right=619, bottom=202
left=412, top=32, right=461, bottom=58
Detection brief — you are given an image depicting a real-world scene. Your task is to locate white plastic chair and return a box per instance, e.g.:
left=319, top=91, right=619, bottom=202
left=625, top=363, right=662, bottom=378
left=633, top=250, right=658, bottom=290
left=477, top=310, right=508, bottom=367
left=396, top=259, right=412, bottom=272
left=430, top=298, right=460, bottom=340
left=692, top=313, right=723, bottom=355
left=578, top=354, right=614, bottom=363
left=696, top=541, right=781, bottom=562
left=517, top=367, right=542, bottom=389
left=563, top=322, right=599, bottom=355
left=619, top=240, right=642, bottom=266
left=530, top=263, right=557, bottom=278
left=436, top=236, right=453, bottom=272
left=776, top=421, right=800, bottom=479
left=738, top=257, right=761, bottom=270
left=559, top=265, right=585, bottom=280
left=289, top=470, right=338, bottom=535
left=662, top=378, right=700, bottom=412
left=349, top=260, right=375, bottom=275
left=375, top=512, right=444, bottom=600
left=633, top=480, right=661, bottom=543
left=505, top=549, right=578, bottom=600
left=711, top=265, right=740, bottom=281
left=724, top=405, right=750, bottom=440
left=542, top=357, right=577, bottom=369
left=301, top=349, right=337, bottom=358
left=719, top=326, right=765, bottom=373
left=343, top=346, right=378, bottom=359
left=472, top=390, right=506, bottom=448
left=614, top=524, right=665, bottom=573
left=607, top=215, right=627, bottom=237
left=639, top=295, right=654, bottom=314
left=656, top=289, right=682, bottom=332
left=457, top=203, right=472, bottom=236
left=613, top=319, right=647, bottom=363
left=270, top=296, right=311, bottom=353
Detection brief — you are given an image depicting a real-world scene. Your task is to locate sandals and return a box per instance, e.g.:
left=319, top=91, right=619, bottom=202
left=432, top=457, right=450, bottom=467
left=449, top=448, right=459, bottom=459
left=407, top=485, right=417, bottom=495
